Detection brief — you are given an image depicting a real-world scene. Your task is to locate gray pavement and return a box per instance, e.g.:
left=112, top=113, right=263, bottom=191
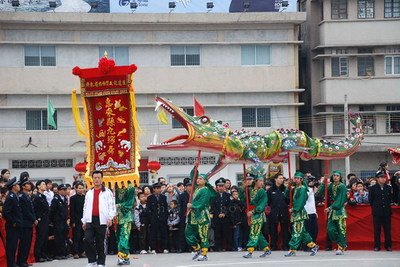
left=35, top=251, right=400, bottom=267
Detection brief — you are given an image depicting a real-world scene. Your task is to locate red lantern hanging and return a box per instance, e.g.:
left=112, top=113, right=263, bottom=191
left=147, top=161, right=161, bottom=173
left=75, top=162, right=87, bottom=173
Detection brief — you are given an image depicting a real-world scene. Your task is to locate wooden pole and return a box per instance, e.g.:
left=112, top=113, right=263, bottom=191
left=324, top=160, right=329, bottom=220
left=288, top=152, right=293, bottom=208
left=186, top=150, right=202, bottom=216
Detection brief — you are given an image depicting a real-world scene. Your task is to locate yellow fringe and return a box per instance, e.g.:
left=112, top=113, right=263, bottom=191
left=85, top=172, right=140, bottom=189
left=71, top=89, right=86, bottom=137
left=129, top=74, right=141, bottom=176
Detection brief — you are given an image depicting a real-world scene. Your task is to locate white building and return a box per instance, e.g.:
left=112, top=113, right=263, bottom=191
left=0, top=12, right=305, bottom=185
left=298, top=0, right=400, bottom=179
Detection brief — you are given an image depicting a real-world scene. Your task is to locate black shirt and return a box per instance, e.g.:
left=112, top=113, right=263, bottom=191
left=3, top=191, right=23, bottom=227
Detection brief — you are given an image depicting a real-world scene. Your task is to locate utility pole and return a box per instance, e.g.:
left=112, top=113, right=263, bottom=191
left=344, top=94, right=350, bottom=184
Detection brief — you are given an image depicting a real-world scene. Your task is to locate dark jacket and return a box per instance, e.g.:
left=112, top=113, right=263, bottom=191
left=210, top=192, right=231, bottom=221
left=147, top=193, right=168, bottom=224
left=135, top=203, right=150, bottom=226
left=368, top=183, right=392, bottom=216
left=19, top=192, right=36, bottom=227
left=3, top=191, right=22, bottom=228
left=50, top=194, right=68, bottom=225
left=267, top=183, right=290, bottom=223
left=229, top=198, right=245, bottom=226
left=69, top=193, right=85, bottom=225
left=178, top=191, right=190, bottom=218
left=33, top=192, right=49, bottom=222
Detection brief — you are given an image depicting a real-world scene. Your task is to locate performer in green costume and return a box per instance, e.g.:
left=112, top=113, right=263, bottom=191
left=243, top=174, right=271, bottom=258
left=115, top=183, right=136, bottom=265
left=285, top=171, right=319, bottom=257
left=185, top=173, right=215, bottom=261
left=325, top=170, right=347, bottom=255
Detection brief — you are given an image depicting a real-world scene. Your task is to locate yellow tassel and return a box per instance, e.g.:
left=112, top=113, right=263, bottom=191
left=157, top=109, right=169, bottom=125
left=71, top=89, right=86, bottom=137
left=129, top=74, right=141, bottom=176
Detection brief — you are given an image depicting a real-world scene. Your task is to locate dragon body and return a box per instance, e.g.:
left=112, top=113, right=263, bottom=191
left=148, top=97, right=364, bottom=178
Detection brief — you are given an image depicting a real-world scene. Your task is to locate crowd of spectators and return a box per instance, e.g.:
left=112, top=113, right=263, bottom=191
left=0, top=163, right=399, bottom=265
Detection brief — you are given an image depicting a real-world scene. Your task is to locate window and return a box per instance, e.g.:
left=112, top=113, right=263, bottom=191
left=386, top=105, right=400, bottom=133
left=172, top=108, right=194, bottom=128
left=241, top=45, right=271, bottom=65
left=331, top=0, right=348, bottom=19
left=358, top=57, right=374, bottom=76
left=385, top=0, right=400, bottom=18
left=331, top=57, right=348, bottom=77
left=359, top=105, right=376, bottom=134
left=170, top=46, right=200, bottom=66
left=385, top=56, right=400, bottom=75
left=25, top=45, right=56, bottom=66
left=99, top=46, right=129, bottom=65
left=242, top=108, right=271, bottom=127
left=11, top=159, right=73, bottom=169
left=358, top=0, right=374, bottom=18
left=139, top=171, right=149, bottom=184
left=333, top=106, right=344, bottom=135
left=26, top=110, right=57, bottom=130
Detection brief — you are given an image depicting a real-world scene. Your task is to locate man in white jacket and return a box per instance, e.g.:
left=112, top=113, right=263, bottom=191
left=82, top=170, right=116, bottom=267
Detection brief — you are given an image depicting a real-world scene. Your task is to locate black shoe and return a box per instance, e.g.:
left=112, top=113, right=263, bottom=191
left=385, top=247, right=392, bottom=252
left=374, top=247, right=380, bottom=252
left=325, top=247, right=332, bottom=251
left=55, top=256, right=63, bottom=260
left=38, top=258, right=46, bottom=263
left=46, top=257, right=53, bottom=261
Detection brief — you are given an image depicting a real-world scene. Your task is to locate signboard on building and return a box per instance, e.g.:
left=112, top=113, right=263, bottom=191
left=0, top=0, right=295, bottom=13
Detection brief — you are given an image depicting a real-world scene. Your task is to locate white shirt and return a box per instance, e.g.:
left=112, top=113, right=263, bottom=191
left=44, top=190, right=54, bottom=206
left=304, top=187, right=317, bottom=215
left=81, top=186, right=116, bottom=225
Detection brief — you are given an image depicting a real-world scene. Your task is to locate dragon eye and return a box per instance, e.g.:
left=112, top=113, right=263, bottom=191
left=200, top=116, right=210, bottom=124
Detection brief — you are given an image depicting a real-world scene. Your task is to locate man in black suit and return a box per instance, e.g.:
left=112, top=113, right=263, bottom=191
left=368, top=172, right=393, bottom=251
left=210, top=177, right=232, bottom=251
left=33, top=180, right=50, bottom=262
left=50, top=184, right=68, bottom=259
left=147, top=183, right=169, bottom=253
left=178, top=179, right=191, bottom=252
left=70, top=182, right=86, bottom=259
left=267, top=173, right=290, bottom=251
left=17, top=178, right=37, bottom=267
left=3, top=177, right=23, bottom=267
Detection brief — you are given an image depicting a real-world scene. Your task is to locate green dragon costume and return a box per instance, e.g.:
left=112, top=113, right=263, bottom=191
left=285, top=172, right=318, bottom=257
left=243, top=174, right=271, bottom=259
left=185, top=173, right=215, bottom=261
left=148, top=97, right=364, bottom=179
left=327, top=171, right=348, bottom=255
left=115, top=184, right=136, bottom=265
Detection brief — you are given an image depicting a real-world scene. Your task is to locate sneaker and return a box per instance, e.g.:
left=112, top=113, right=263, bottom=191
left=140, top=250, right=148, bottom=254
left=242, top=252, right=252, bottom=258
left=197, top=255, right=208, bottom=261
left=310, top=245, right=319, bottom=256
left=117, top=258, right=130, bottom=265
left=87, top=263, right=97, bottom=267
left=192, top=250, right=201, bottom=260
left=335, top=249, right=344, bottom=255
left=284, top=250, right=296, bottom=257
left=149, top=250, right=156, bottom=254
left=73, top=254, right=79, bottom=259
left=259, top=249, right=271, bottom=258
left=237, top=247, right=243, bottom=252
left=163, top=249, right=169, bottom=253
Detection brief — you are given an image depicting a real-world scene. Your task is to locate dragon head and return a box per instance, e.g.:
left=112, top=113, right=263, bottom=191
left=147, top=97, right=229, bottom=153
left=388, top=147, right=400, bottom=165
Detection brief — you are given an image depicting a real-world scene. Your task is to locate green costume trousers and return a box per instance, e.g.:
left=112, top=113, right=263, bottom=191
left=246, top=217, right=269, bottom=251
left=327, top=218, right=347, bottom=249
left=288, top=220, right=314, bottom=250
left=185, top=222, right=209, bottom=250
left=116, top=222, right=132, bottom=257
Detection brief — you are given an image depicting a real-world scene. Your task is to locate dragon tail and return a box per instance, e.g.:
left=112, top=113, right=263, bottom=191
left=300, top=113, right=364, bottom=160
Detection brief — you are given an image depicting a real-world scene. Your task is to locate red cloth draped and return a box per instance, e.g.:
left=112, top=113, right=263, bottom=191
left=316, top=205, right=400, bottom=250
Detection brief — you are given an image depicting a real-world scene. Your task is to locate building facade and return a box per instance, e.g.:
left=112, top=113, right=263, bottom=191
left=0, top=12, right=305, bottom=185
left=299, top=0, right=400, bottom=179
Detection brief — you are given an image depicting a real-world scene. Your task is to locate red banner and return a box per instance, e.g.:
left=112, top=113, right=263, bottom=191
left=73, top=57, right=140, bottom=188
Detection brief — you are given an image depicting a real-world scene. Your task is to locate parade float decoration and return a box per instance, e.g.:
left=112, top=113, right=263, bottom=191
left=388, top=147, right=400, bottom=165
left=71, top=54, right=140, bottom=188
left=148, top=97, right=364, bottom=178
